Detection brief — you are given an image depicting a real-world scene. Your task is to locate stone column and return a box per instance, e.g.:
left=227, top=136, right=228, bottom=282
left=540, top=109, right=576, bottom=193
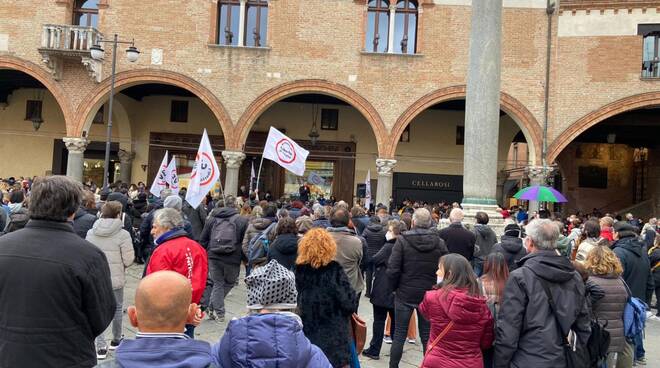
left=461, top=0, right=504, bottom=233
left=526, top=165, right=546, bottom=214
left=238, top=0, right=247, bottom=46
left=222, top=150, right=246, bottom=197
left=496, top=170, right=508, bottom=207
left=63, top=137, right=89, bottom=182
left=118, top=149, right=135, bottom=184
left=387, top=4, right=396, bottom=53
left=375, top=158, right=397, bottom=209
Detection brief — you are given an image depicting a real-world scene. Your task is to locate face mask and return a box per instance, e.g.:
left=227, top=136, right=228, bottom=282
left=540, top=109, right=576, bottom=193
left=436, top=276, right=443, bottom=284
left=385, top=231, right=395, bottom=241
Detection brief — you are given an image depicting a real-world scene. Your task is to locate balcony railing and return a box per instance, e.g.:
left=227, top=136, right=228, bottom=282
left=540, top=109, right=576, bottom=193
left=40, top=24, right=102, bottom=53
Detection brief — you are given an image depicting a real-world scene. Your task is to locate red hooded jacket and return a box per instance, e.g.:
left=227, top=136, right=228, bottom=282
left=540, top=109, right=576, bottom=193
left=419, top=288, right=494, bottom=368
left=600, top=227, right=614, bottom=243
left=146, top=230, right=208, bottom=304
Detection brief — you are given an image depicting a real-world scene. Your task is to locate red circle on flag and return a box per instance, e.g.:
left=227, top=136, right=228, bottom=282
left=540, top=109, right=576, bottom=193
left=190, top=152, right=216, bottom=186
left=275, top=138, right=297, bottom=164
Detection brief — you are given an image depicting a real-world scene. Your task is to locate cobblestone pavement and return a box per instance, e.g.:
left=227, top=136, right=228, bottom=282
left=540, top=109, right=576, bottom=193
left=109, top=264, right=659, bottom=368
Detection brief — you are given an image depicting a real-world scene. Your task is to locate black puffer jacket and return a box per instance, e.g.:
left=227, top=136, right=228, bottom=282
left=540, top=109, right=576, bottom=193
left=473, top=224, right=498, bottom=259
left=295, top=261, right=357, bottom=368
left=387, top=228, right=448, bottom=304
left=494, top=250, right=591, bottom=368
left=612, top=235, right=654, bottom=301
left=268, top=233, right=298, bottom=271
left=439, top=222, right=476, bottom=261
left=370, top=239, right=396, bottom=308
left=73, top=207, right=98, bottom=239
left=363, top=222, right=387, bottom=260
left=491, top=235, right=527, bottom=272
left=199, top=207, right=249, bottom=265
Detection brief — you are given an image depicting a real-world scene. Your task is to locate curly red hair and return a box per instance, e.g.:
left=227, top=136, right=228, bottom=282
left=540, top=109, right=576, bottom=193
left=296, top=228, right=337, bottom=269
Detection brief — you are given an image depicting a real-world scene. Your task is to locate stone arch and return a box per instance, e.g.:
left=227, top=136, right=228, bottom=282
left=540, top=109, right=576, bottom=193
left=0, top=55, right=75, bottom=135
left=233, top=79, right=388, bottom=153
left=73, top=69, right=233, bottom=141
left=386, top=85, right=543, bottom=164
left=548, top=92, right=660, bottom=163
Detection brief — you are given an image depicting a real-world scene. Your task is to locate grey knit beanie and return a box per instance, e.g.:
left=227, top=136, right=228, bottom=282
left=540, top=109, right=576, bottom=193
left=163, top=195, right=183, bottom=211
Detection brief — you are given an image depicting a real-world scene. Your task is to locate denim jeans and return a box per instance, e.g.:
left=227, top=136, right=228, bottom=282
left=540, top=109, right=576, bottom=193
left=95, top=288, right=123, bottom=350
left=209, top=261, right=240, bottom=316
left=633, top=332, right=645, bottom=360
left=389, top=299, right=430, bottom=368
left=473, top=258, right=484, bottom=277
left=365, top=305, right=395, bottom=356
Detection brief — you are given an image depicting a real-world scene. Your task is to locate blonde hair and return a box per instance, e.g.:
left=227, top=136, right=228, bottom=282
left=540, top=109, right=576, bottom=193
left=296, top=228, right=337, bottom=269
left=585, top=245, right=623, bottom=277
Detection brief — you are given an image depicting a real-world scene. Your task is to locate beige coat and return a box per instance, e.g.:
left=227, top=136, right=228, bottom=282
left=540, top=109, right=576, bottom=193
left=86, top=218, right=134, bottom=289
left=328, top=227, right=364, bottom=294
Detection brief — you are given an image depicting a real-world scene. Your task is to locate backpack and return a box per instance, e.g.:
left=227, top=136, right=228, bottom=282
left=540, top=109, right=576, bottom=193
left=248, top=222, right=277, bottom=268
left=622, top=280, right=647, bottom=339
left=209, top=215, right=239, bottom=255
left=4, top=210, right=29, bottom=233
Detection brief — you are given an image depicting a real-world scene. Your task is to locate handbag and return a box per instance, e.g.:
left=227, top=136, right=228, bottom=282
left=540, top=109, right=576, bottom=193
left=350, top=313, right=367, bottom=354
left=419, top=320, right=454, bottom=368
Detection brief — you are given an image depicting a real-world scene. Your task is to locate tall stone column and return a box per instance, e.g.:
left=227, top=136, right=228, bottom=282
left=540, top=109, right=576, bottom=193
left=63, top=137, right=89, bottom=182
left=222, top=150, right=246, bottom=198
left=461, top=0, right=504, bottom=232
left=118, top=149, right=135, bottom=184
left=526, top=165, right=546, bottom=214
left=376, top=158, right=397, bottom=209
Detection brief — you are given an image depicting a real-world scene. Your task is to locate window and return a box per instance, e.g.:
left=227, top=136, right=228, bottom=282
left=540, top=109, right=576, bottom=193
left=366, top=0, right=390, bottom=53
left=394, top=0, right=417, bottom=54
left=321, top=109, right=339, bottom=130
left=73, top=0, right=99, bottom=27
left=642, top=32, right=660, bottom=78
left=25, top=100, right=43, bottom=121
left=92, top=105, right=104, bottom=124
left=218, top=0, right=268, bottom=47
left=456, top=126, right=464, bottom=145
left=365, top=0, right=417, bottom=54
left=400, top=125, right=410, bottom=142
left=245, top=0, right=268, bottom=47
left=170, top=100, right=189, bottom=123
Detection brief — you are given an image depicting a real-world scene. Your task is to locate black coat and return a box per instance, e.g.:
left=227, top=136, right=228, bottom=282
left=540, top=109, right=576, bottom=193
left=268, top=233, right=298, bottom=271
left=200, top=207, right=249, bottom=265
left=649, top=245, right=660, bottom=285
left=491, top=235, right=527, bottom=272
left=0, top=220, right=115, bottom=368
left=363, top=222, right=387, bottom=260
left=182, top=200, right=207, bottom=241
left=612, top=235, right=654, bottom=301
left=295, top=261, right=357, bottom=368
left=370, top=239, right=395, bottom=308
left=494, top=250, right=591, bottom=368
left=473, top=224, right=498, bottom=259
left=73, top=207, right=98, bottom=239
left=438, top=222, right=476, bottom=261
left=387, top=228, right=448, bottom=305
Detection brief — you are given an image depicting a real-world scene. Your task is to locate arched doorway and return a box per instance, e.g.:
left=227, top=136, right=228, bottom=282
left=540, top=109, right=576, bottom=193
left=236, top=83, right=386, bottom=203
left=550, top=96, right=660, bottom=217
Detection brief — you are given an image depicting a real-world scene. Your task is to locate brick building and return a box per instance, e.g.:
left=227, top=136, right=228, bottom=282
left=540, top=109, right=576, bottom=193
left=0, top=0, right=658, bottom=215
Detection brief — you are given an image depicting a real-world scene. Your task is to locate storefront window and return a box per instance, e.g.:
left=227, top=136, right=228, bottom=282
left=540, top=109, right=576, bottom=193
left=83, top=159, right=119, bottom=187
left=284, top=161, right=334, bottom=200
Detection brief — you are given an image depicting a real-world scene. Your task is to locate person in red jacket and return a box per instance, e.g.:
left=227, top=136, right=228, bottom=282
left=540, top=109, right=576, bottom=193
left=419, top=254, right=494, bottom=368
left=146, top=208, right=208, bottom=338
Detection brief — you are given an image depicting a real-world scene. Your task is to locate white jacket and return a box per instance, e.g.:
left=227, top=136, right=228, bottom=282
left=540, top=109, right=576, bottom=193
left=86, top=218, right=134, bottom=289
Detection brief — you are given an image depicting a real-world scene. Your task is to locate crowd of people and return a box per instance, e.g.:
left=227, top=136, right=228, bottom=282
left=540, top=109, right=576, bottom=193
left=0, top=175, right=658, bottom=368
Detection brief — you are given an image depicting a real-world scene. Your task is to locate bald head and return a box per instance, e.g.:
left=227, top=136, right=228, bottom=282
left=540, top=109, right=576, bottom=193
left=129, top=271, right=193, bottom=332
left=449, top=208, right=464, bottom=223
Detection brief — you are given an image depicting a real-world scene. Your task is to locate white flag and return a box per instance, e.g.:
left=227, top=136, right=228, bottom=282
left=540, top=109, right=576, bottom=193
left=149, top=151, right=169, bottom=197
left=262, top=127, right=309, bottom=176
left=250, top=161, right=256, bottom=192
left=165, top=155, right=180, bottom=195
left=186, top=130, right=220, bottom=209
left=365, top=169, right=372, bottom=210
left=308, top=171, right=325, bottom=186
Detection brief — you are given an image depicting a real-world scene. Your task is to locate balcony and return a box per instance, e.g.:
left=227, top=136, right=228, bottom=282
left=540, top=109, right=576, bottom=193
left=38, top=24, right=104, bottom=82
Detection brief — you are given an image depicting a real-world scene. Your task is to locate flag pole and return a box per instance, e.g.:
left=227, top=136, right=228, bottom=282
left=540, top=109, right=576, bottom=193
left=254, top=155, right=265, bottom=201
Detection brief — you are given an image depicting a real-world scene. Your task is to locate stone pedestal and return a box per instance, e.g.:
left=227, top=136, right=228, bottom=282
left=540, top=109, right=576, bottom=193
left=526, top=166, right=546, bottom=214
left=63, top=137, right=89, bottom=182
left=222, top=150, right=246, bottom=197
left=375, top=158, right=397, bottom=209
left=118, top=149, right=135, bottom=184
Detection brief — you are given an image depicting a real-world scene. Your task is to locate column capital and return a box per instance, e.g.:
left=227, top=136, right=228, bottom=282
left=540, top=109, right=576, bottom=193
left=63, top=137, right=89, bottom=154
left=525, top=165, right=556, bottom=182
left=376, top=158, right=397, bottom=177
left=118, top=149, right=136, bottom=164
left=222, top=150, right=246, bottom=169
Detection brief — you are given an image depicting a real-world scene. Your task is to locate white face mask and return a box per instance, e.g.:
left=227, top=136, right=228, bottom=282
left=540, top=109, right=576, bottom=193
left=436, top=276, right=443, bottom=284
left=385, top=231, right=395, bottom=241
